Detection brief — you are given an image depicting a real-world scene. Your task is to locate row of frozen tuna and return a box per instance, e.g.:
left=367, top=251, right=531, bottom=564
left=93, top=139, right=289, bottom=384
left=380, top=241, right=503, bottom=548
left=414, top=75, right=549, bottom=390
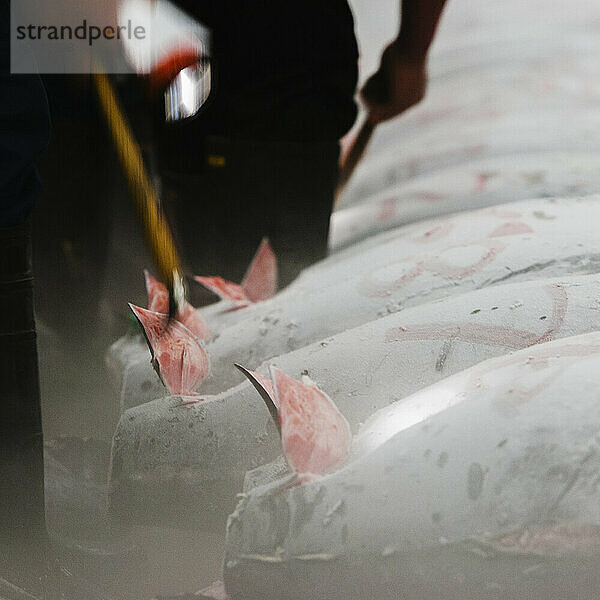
left=103, top=1, right=600, bottom=596
left=106, top=195, right=600, bottom=598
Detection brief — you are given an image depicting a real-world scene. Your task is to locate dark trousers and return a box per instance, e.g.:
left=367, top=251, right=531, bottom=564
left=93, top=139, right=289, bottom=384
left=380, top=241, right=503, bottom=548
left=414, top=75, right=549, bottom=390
left=162, top=136, right=339, bottom=298
left=0, top=224, right=48, bottom=595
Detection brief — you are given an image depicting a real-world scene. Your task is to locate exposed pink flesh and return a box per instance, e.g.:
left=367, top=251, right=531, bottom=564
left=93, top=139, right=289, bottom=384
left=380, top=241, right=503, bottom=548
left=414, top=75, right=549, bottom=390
left=129, top=304, right=210, bottom=396
left=241, top=238, right=278, bottom=303
left=271, top=368, right=351, bottom=477
left=194, top=276, right=250, bottom=307
left=144, top=270, right=211, bottom=339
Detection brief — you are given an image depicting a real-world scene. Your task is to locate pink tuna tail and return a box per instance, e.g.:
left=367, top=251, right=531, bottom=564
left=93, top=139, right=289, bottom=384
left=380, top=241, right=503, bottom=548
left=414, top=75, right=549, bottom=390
left=177, top=302, right=212, bottom=340
left=270, top=367, right=351, bottom=478
left=129, top=303, right=210, bottom=396
left=144, top=269, right=170, bottom=314
left=241, top=237, right=278, bottom=303
left=194, top=276, right=250, bottom=307
left=144, top=270, right=211, bottom=340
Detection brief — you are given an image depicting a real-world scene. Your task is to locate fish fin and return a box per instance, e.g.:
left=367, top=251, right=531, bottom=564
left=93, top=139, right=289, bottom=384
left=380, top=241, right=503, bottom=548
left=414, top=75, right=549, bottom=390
left=234, top=364, right=280, bottom=433
left=178, top=302, right=212, bottom=340
left=269, top=366, right=352, bottom=477
left=194, top=275, right=250, bottom=307
left=144, top=269, right=170, bottom=314
left=129, top=303, right=167, bottom=387
left=241, top=237, right=278, bottom=303
left=146, top=270, right=211, bottom=340
left=129, top=303, right=210, bottom=395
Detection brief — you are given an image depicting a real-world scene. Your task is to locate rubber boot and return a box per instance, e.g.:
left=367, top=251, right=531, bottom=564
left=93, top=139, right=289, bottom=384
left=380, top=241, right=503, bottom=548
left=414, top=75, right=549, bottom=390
left=0, top=222, right=48, bottom=598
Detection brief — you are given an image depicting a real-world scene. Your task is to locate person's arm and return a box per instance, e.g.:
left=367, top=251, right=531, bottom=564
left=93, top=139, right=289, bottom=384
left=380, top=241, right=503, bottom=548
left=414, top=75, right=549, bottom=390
left=361, top=0, right=448, bottom=124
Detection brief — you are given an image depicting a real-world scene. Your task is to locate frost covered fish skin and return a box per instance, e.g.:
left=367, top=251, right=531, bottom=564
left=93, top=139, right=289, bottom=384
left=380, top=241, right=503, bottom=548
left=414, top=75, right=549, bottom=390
left=198, top=196, right=600, bottom=396
left=129, top=304, right=210, bottom=396
left=224, top=332, right=600, bottom=600
left=331, top=152, right=600, bottom=249
left=110, top=274, right=600, bottom=525
left=113, top=196, right=600, bottom=407
left=337, top=109, right=600, bottom=215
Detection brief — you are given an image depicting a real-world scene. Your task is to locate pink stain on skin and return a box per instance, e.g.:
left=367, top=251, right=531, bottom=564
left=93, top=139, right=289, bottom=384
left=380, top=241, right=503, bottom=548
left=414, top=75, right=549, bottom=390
left=378, top=198, right=397, bottom=222
left=414, top=190, right=445, bottom=202
left=194, top=238, right=278, bottom=307
left=129, top=304, right=210, bottom=396
left=144, top=270, right=211, bottom=340
left=361, top=240, right=507, bottom=298
left=271, top=367, right=351, bottom=480
left=411, top=222, right=454, bottom=244
left=474, top=172, right=495, bottom=194
left=488, top=222, right=534, bottom=238
left=386, top=283, right=569, bottom=353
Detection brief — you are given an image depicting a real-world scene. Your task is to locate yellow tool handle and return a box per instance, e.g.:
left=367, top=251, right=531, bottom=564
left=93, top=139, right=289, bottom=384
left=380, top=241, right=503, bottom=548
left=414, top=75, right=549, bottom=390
left=93, top=72, right=183, bottom=309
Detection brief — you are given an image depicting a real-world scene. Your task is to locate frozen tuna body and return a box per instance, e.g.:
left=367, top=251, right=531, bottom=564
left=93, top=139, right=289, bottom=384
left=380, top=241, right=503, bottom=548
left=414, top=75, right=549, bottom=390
left=110, top=383, right=281, bottom=527
left=199, top=195, right=600, bottom=396
left=110, top=274, right=600, bottom=524
left=331, top=152, right=600, bottom=249
left=338, top=106, right=600, bottom=213
left=224, top=332, right=600, bottom=600
left=115, top=195, right=600, bottom=407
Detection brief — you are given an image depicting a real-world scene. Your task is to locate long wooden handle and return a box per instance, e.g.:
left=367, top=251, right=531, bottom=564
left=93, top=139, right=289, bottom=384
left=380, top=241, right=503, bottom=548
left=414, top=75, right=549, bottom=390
left=93, top=72, right=184, bottom=314
left=335, top=118, right=375, bottom=204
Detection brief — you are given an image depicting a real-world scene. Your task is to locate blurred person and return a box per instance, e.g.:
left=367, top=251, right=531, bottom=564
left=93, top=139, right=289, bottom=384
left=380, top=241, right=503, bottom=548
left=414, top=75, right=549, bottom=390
left=0, top=0, right=51, bottom=595
left=159, top=0, right=448, bottom=294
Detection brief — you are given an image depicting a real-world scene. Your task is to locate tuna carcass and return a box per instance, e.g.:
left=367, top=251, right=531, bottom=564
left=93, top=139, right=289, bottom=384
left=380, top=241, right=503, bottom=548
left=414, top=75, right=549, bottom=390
left=106, top=239, right=277, bottom=409
left=338, top=108, right=600, bottom=214
left=224, top=331, right=600, bottom=600
left=331, top=152, right=600, bottom=250
left=109, top=273, right=600, bottom=526
left=115, top=195, right=600, bottom=409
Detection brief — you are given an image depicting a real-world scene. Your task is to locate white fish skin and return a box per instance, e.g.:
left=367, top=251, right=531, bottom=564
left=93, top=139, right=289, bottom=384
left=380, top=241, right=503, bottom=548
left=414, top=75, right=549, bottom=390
left=109, top=273, right=600, bottom=526
left=331, top=152, right=600, bottom=249
left=113, top=196, right=600, bottom=408
left=338, top=106, right=600, bottom=211
left=224, top=332, right=600, bottom=600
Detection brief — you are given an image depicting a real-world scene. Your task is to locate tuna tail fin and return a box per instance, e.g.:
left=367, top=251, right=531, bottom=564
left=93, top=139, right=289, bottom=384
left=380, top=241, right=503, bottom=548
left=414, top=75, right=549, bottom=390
left=269, top=366, right=352, bottom=478
left=241, top=237, right=278, bottom=303
left=128, top=303, right=211, bottom=396
left=145, top=269, right=211, bottom=340
left=129, top=302, right=168, bottom=386
left=193, top=276, right=250, bottom=307
left=144, top=269, right=170, bottom=314
left=234, top=364, right=280, bottom=434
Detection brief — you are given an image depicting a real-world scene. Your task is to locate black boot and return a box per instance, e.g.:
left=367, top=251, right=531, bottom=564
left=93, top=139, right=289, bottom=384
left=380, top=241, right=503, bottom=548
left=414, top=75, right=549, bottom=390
left=0, top=222, right=48, bottom=597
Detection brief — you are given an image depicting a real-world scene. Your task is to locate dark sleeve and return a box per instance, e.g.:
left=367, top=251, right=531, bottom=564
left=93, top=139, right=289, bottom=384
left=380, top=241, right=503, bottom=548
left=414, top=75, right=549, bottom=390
left=0, top=0, right=51, bottom=227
